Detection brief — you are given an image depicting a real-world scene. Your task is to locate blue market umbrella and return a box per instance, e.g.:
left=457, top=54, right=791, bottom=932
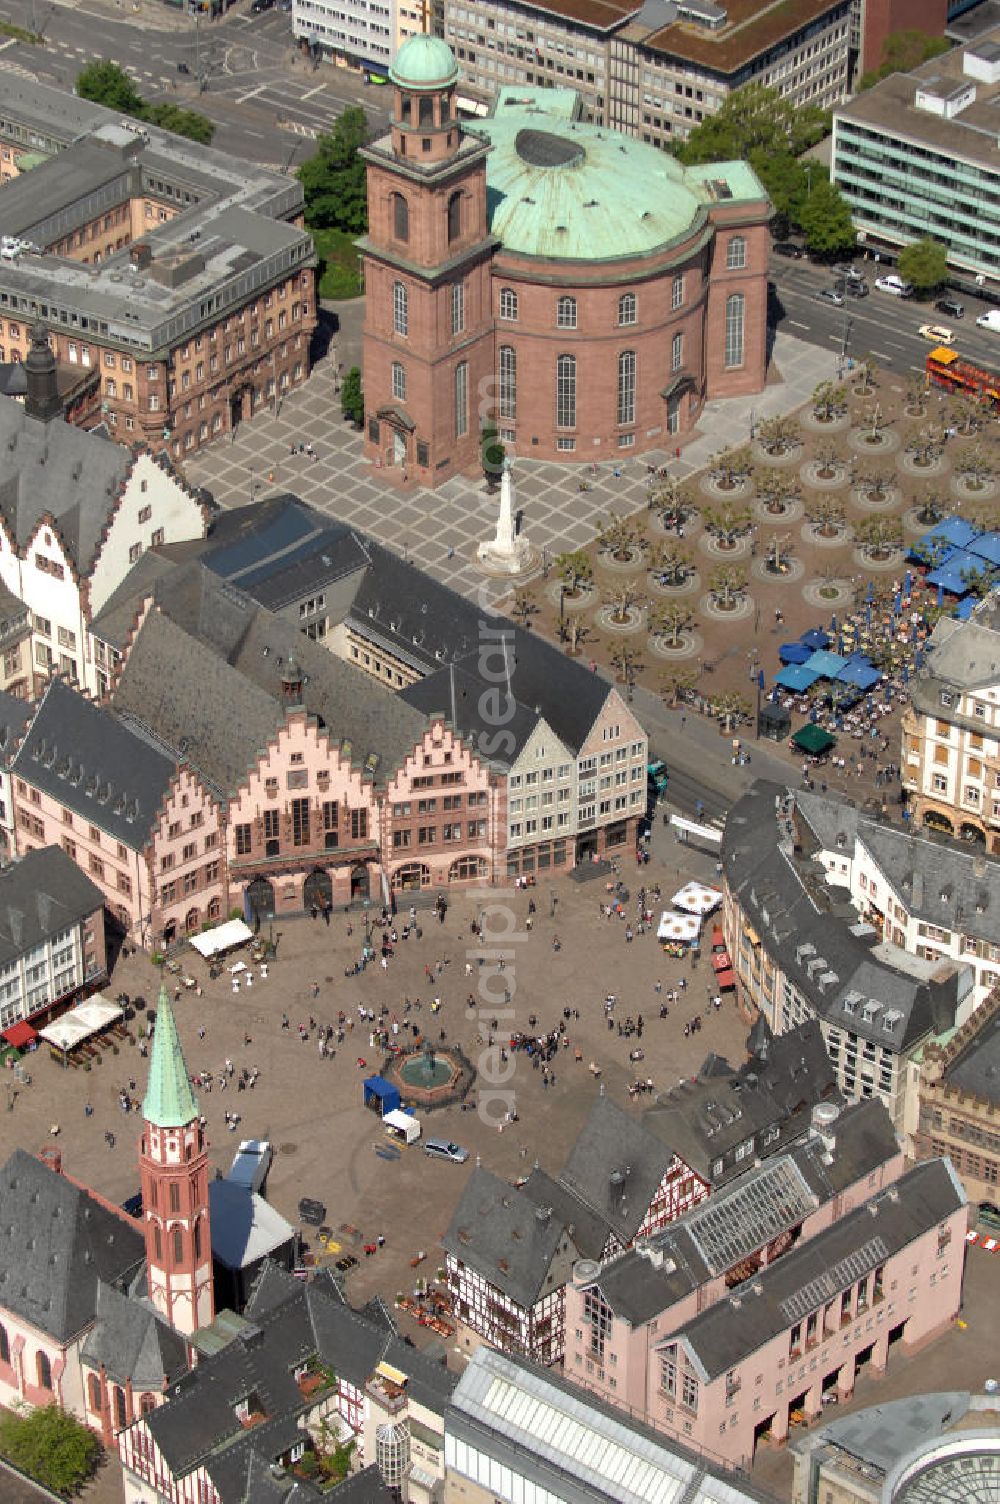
left=902, top=664, right=909, bottom=684
left=866, top=581, right=874, bottom=604
left=915, top=648, right=924, bottom=669
left=758, top=669, right=765, bottom=691
left=904, top=570, right=913, bottom=596
left=837, top=636, right=845, bottom=654
left=865, top=605, right=872, bottom=627
left=830, top=614, right=838, bottom=633
left=893, top=592, right=902, bottom=615
left=937, top=584, right=944, bottom=608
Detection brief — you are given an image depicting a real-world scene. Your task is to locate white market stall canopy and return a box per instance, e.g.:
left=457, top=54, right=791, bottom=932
left=383, top=1109, right=421, bottom=1144
left=189, top=919, right=253, bottom=958
left=671, top=882, right=723, bottom=916
left=657, top=911, right=702, bottom=943
left=39, top=996, right=123, bottom=1053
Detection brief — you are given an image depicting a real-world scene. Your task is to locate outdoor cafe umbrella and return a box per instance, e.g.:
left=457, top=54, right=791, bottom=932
left=779, top=642, right=812, bottom=665
left=800, top=628, right=830, bottom=651
left=671, top=881, right=723, bottom=916
left=791, top=723, right=836, bottom=756
left=657, top=911, right=702, bottom=944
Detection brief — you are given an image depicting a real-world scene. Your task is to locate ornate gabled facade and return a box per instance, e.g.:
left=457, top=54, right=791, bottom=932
left=382, top=718, right=498, bottom=893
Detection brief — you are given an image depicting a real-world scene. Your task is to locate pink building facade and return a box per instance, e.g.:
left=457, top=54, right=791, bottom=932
left=564, top=1153, right=963, bottom=1472
left=382, top=720, right=500, bottom=893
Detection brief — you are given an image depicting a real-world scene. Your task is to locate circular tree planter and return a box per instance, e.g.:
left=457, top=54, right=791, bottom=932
left=648, top=629, right=703, bottom=660
left=952, top=473, right=1000, bottom=503
left=699, top=473, right=753, bottom=502
left=752, top=497, right=805, bottom=526
left=700, top=591, right=754, bottom=623
left=594, top=605, right=644, bottom=634
left=848, top=426, right=900, bottom=456
left=651, top=509, right=703, bottom=538
left=802, top=578, right=854, bottom=608
left=853, top=545, right=903, bottom=572
left=851, top=483, right=901, bottom=513
left=802, top=409, right=850, bottom=435
left=547, top=579, right=595, bottom=613
left=597, top=546, right=647, bottom=574
left=898, top=451, right=950, bottom=479
left=699, top=532, right=752, bottom=560
left=802, top=521, right=850, bottom=549
left=800, top=460, right=849, bottom=491
left=752, top=556, right=804, bottom=584
left=648, top=568, right=700, bottom=597
left=752, top=439, right=802, bottom=468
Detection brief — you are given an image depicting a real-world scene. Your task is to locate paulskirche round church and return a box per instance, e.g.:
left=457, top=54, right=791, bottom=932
left=360, top=35, right=771, bottom=488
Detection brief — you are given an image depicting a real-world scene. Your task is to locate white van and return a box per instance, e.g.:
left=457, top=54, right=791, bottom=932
left=976, top=309, right=1000, bottom=331
left=875, top=274, right=913, bottom=298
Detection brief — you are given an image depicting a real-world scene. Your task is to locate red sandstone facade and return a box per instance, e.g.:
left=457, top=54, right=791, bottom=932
left=361, top=56, right=769, bottom=487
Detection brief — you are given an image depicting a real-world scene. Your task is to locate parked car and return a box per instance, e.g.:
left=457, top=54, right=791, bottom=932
left=918, top=324, right=954, bottom=344
left=251, top=0, right=274, bottom=11
left=424, top=1139, right=470, bottom=1163
left=935, top=298, right=964, bottom=319
left=875, top=275, right=914, bottom=298
left=817, top=288, right=845, bottom=306
left=837, top=279, right=869, bottom=299
left=834, top=264, right=865, bottom=284
left=772, top=241, right=805, bottom=259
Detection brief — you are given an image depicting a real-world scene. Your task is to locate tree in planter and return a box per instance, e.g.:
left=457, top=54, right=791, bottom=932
left=597, top=516, right=645, bottom=562
left=811, top=381, right=848, bottom=424
left=813, top=440, right=846, bottom=479
left=703, top=499, right=751, bottom=548
left=610, top=643, right=644, bottom=692
left=0, top=1404, right=100, bottom=1495
left=565, top=616, right=592, bottom=656
left=854, top=465, right=894, bottom=504
left=709, top=443, right=754, bottom=490
left=806, top=496, right=846, bottom=536
left=897, top=236, right=949, bottom=296
left=340, top=366, right=363, bottom=427
left=603, top=580, right=643, bottom=624
left=661, top=666, right=698, bottom=706
left=712, top=691, right=751, bottom=732
left=852, top=356, right=877, bottom=396
left=756, top=414, right=801, bottom=457
left=913, top=486, right=947, bottom=525
left=754, top=467, right=797, bottom=514
left=968, top=502, right=1000, bottom=534
left=708, top=564, right=749, bottom=610
left=648, top=599, right=694, bottom=646
left=855, top=515, right=903, bottom=559
left=649, top=540, right=694, bottom=586
left=510, top=589, right=538, bottom=629
left=949, top=392, right=985, bottom=436
left=904, top=374, right=929, bottom=415
left=959, top=442, right=997, bottom=491
left=765, top=532, right=794, bottom=573
left=962, top=563, right=1000, bottom=600
left=555, top=549, right=593, bottom=597
left=652, top=476, right=697, bottom=530
left=904, top=422, right=942, bottom=467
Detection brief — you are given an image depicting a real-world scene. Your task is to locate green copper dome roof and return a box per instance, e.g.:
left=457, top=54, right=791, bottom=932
left=473, top=88, right=764, bottom=263
left=390, top=35, right=460, bottom=90
left=142, top=984, right=199, bottom=1129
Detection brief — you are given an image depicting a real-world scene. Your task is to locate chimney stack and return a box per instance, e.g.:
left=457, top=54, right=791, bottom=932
left=24, top=323, right=62, bottom=424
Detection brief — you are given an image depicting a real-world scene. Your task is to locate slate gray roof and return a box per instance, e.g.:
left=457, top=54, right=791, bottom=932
left=0, top=578, right=28, bottom=633
left=855, top=819, right=1000, bottom=945
left=148, top=1271, right=456, bottom=1478
left=113, top=609, right=283, bottom=798
left=81, top=1281, right=187, bottom=1390
left=0, top=845, right=105, bottom=968
left=585, top=1097, right=899, bottom=1328
left=402, top=664, right=543, bottom=769
left=0, top=1148, right=145, bottom=1343
left=672, top=1158, right=965, bottom=1381
left=722, top=781, right=960, bottom=1054
left=11, top=676, right=177, bottom=847
left=0, top=396, right=133, bottom=574
left=941, top=996, right=1000, bottom=1104
left=520, top=1167, right=611, bottom=1262
left=559, top=1097, right=676, bottom=1246
left=795, top=1391, right=972, bottom=1478
left=441, top=1166, right=579, bottom=1309
left=207, top=1181, right=296, bottom=1272
left=89, top=552, right=180, bottom=650
left=0, top=688, right=32, bottom=758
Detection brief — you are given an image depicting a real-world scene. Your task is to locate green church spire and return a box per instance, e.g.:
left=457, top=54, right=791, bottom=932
left=142, top=984, right=199, bottom=1129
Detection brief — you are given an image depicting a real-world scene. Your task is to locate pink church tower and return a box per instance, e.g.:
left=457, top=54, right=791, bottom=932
left=139, top=985, right=214, bottom=1335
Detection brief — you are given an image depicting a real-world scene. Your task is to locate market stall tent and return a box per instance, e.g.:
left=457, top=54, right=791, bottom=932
left=791, top=724, right=836, bottom=756
left=363, top=1075, right=401, bottom=1115
left=657, top=911, right=702, bottom=943
left=38, top=997, right=123, bottom=1063
left=383, top=1109, right=421, bottom=1145
left=189, top=919, right=253, bottom=958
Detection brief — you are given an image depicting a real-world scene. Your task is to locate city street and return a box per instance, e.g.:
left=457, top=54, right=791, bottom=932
left=768, top=251, right=1000, bottom=378
left=0, top=0, right=392, bottom=164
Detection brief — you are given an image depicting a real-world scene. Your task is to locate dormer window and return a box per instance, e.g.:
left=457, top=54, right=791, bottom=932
left=940, top=691, right=953, bottom=708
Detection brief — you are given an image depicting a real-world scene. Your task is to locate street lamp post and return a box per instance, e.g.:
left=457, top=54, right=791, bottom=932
left=362, top=898, right=372, bottom=948
left=559, top=585, right=567, bottom=642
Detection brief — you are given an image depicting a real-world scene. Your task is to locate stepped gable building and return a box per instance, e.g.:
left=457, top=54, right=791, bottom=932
left=0, top=844, right=107, bottom=1041
left=911, top=981, right=1000, bottom=1229
left=0, top=354, right=208, bottom=700
left=721, top=780, right=964, bottom=1132
left=0, top=78, right=316, bottom=457
left=359, top=35, right=769, bottom=485
left=9, top=676, right=226, bottom=948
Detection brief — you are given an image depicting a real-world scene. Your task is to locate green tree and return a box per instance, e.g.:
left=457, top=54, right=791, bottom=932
left=0, top=1404, right=99, bottom=1495
left=703, top=500, right=751, bottom=547
left=855, top=515, right=903, bottom=559
left=675, top=83, right=827, bottom=164
left=796, top=174, right=856, bottom=258
left=751, top=150, right=808, bottom=239
left=145, top=102, right=215, bottom=144
left=649, top=540, right=693, bottom=585
left=708, top=564, right=748, bottom=608
left=648, top=599, right=694, bottom=645
left=756, top=414, right=801, bottom=457
left=597, top=517, right=645, bottom=561
left=340, top=366, right=363, bottom=426
left=859, top=30, right=950, bottom=90
left=297, top=107, right=369, bottom=233
left=480, top=423, right=505, bottom=485
left=897, top=237, right=949, bottom=295
left=555, top=549, right=593, bottom=595
left=76, top=59, right=144, bottom=114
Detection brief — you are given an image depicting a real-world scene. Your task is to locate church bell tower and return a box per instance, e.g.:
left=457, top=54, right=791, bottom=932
left=139, top=985, right=213, bottom=1336
left=360, top=36, right=495, bottom=488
